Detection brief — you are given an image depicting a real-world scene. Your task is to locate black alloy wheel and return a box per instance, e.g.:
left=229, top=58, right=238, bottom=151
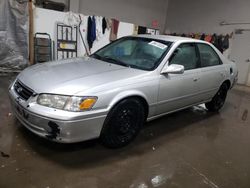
left=205, top=83, right=229, bottom=112
left=100, top=98, right=145, bottom=148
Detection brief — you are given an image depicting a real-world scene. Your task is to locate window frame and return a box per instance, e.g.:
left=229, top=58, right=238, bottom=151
left=168, top=42, right=200, bottom=71
left=196, top=43, right=223, bottom=68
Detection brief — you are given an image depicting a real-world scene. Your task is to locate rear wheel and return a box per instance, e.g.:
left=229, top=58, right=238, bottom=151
left=100, top=98, right=145, bottom=148
left=205, top=83, right=228, bottom=112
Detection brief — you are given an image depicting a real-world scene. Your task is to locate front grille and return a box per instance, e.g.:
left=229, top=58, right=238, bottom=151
left=14, top=80, right=34, bottom=100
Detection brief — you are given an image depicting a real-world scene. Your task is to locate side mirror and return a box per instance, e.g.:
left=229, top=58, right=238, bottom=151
left=161, top=64, right=184, bottom=74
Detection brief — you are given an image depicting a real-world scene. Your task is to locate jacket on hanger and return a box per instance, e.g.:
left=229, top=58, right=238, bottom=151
left=205, top=35, right=212, bottom=43
left=217, top=35, right=224, bottom=53
left=96, top=16, right=103, bottom=40
left=110, top=19, right=119, bottom=41
left=102, top=17, right=107, bottom=34
left=222, top=34, right=229, bottom=50
left=211, top=34, right=219, bottom=49
left=200, top=33, right=206, bottom=40
left=87, top=16, right=96, bottom=49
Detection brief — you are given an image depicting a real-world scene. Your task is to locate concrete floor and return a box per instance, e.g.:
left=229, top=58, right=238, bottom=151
left=0, top=75, right=250, bottom=188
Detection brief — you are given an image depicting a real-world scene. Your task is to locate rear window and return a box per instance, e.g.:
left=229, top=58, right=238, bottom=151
left=197, top=43, right=222, bottom=67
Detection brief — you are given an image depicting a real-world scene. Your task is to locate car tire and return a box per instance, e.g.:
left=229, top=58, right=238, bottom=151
left=205, top=83, right=229, bottom=112
left=100, top=98, right=145, bottom=148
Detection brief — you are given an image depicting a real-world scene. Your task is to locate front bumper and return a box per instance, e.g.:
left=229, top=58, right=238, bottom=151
left=9, top=85, right=107, bottom=143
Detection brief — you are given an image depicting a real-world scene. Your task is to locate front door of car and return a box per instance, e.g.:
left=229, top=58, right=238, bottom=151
left=196, top=43, right=226, bottom=101
left=156, top=43, right=201, bottom=115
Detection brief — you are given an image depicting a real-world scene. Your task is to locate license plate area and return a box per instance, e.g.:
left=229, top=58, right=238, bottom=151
left=15, top=103, right=29, bottom=120
left=16, top=104, right=23, bottom=116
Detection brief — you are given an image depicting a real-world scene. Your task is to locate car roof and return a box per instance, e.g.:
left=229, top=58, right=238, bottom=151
left=136, top=34, right=205, bottom=43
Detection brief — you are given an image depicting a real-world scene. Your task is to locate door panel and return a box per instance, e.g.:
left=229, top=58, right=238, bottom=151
left=197, top=43, right=225, bottom=101
left=198, top=65, right=225, bottom=101
left=156, top=69, right=201, bottom=115
left=156, top=43, right=201, bottom=115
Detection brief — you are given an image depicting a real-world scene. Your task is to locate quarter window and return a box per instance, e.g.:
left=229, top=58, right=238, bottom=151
left=169, top=43, right=198, bottom=70
left=197, top=43, right=222, bottom=67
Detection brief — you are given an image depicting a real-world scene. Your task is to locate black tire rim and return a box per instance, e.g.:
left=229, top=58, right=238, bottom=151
left=114, top=106, right=139, bottom=141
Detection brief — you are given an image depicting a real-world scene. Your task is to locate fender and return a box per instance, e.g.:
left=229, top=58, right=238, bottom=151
left=108, top=89, right=149, bottom=110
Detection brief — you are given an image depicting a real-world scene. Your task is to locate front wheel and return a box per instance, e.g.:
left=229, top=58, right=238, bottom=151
left=100, top=98, right=145, bottom=148
left=205, top=83, right=228, bottom=112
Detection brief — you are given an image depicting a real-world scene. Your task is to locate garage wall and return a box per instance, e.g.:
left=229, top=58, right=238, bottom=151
left=77, top=0, right=169, bottom=32
left=165, top=0, right=250, bottom=34
left=165, top=0, right=250, bottom=85
left=69, top=0, right=79, bottom=13
left=34, top=8, right=135, bottom=58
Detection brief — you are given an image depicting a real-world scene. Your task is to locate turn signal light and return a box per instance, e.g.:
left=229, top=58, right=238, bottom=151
left=79, top=98, right=97, bottom=110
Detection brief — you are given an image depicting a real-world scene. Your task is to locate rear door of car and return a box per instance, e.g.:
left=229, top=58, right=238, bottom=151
left=156, top=42, right=201, bottom=115
left=196, top=43, right=226, bottom=101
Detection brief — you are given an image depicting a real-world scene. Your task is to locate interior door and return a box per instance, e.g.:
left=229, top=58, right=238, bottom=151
left=230, top=31, right=250, bottom=86
left=156, top=43, right=201, bottom=115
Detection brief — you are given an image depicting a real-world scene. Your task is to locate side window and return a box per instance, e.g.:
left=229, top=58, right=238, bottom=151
left=169, top=43, right=198, bottom=70
left=197, top=43, right=222, bottom=67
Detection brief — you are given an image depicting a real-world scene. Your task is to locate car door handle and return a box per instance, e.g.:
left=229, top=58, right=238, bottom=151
left=193, top=78, right=199, bottom=82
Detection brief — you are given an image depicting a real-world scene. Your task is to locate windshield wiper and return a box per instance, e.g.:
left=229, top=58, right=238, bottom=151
left=101, top=56, right=130, bottom=67
left=91, top=54, right=130, bottom=67
left=91, top=53, right=102, bottom=60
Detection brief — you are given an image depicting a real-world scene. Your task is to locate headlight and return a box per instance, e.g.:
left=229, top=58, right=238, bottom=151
left=37, top=94, right=97, bottom=112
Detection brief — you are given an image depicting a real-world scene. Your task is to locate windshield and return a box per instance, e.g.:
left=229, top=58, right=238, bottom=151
left=91, top=37, right=172, bottom=71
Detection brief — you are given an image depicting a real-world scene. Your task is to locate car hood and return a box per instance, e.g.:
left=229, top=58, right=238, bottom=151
left=18, top=57, right=147, bottom=95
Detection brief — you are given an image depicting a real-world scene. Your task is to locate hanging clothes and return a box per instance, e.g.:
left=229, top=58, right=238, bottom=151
left=211, top=34, right=219, bottom=49
left=87, top=16, right=96, bottom=50
left=200, top=33, right=206, bottom=40
left=102, top=17, right=107, bottom=34
left=138, top=26, right=147, bottom=34
left=95, top=16, right=103, bottom=40
left=222, top=34, right=229, bottom=50
left=87, top=16, right=92, bottom=49
left=63, top=12, right=80, bottom=26
left=205, top=35, right=212, bottom=43
left=189, top=33, right=195, bottom=38
left=110, top=19, right=119, bottom=41
left=194, top=33, right=200, bottom=39
left=217, top=35, right=224, bottom=53
left=106, top=18, right=112, bottom=30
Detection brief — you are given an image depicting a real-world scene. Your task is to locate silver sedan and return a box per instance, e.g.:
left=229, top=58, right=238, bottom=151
left=9, top=35, right=238, bottom=148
